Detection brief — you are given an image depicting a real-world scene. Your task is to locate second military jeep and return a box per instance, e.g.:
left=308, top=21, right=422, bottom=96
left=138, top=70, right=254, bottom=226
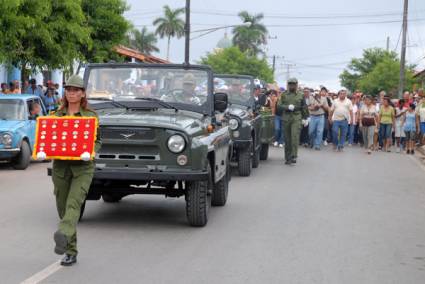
left=84, top=63, right=231, bottom=227
left=213, top=74, right=269, bottom=176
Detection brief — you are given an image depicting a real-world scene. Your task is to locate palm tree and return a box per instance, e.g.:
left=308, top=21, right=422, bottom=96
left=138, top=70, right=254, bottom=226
left=153, top=5, right=185, bottom=60
left=128, top=27, right=159, bottom=55
left=232, top=11, right=268, bottom=56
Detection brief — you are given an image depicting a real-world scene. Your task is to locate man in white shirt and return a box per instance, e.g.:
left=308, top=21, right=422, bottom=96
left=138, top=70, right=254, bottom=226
left=329, top=89, right=353, bottom=151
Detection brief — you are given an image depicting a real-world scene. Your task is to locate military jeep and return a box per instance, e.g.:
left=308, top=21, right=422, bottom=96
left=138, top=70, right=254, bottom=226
left=84, top=63, right=231, bottom=227
left=213, top=74, right=265, bottom=176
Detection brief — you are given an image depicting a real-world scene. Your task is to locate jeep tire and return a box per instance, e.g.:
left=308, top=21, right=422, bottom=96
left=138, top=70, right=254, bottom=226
left=102, top=193, right=122, bottom=203
left=13, top=141, right=31, bottom=170
left=238, top=147, right=252, bottom=177
left=260, top=143, right=269, bottom=161
left=186, top=164, right=212, bottom=227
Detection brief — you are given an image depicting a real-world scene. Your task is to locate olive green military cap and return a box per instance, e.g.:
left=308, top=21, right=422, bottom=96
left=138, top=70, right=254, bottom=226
left=65, top=75, right=85, bottom=89
left=287, top=78, right=298, bottom=84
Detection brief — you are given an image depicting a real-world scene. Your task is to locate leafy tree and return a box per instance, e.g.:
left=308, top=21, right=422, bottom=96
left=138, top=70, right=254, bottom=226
left=80, top=0, right=130, bottom=66
left=339, top=48, right=398, bottom=92
left=232, top=11, right=268, bottom=56
left=127, top=26, right=159, bottom=55
left=153, top=5, right=185, bottom=60
left=200, top=47, right=274, bottom=82
left=0, top=0, right=90, bottom=79
left=358, top=58, right=417, bottom=96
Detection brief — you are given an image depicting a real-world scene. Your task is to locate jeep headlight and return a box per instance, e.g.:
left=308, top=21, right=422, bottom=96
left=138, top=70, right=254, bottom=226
left=1, top=133, right=13, bottom=146
left=229, top=118, right=239, bottom=130
left=167, top=134, right=186, bottom=153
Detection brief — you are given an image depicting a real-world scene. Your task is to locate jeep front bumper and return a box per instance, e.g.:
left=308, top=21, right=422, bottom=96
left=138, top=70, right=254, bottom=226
left=48, top=167, right=209, bottom=181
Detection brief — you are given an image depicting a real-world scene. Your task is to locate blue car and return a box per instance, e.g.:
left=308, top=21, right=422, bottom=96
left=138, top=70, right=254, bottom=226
left=0, top=95, right=47, bottom=169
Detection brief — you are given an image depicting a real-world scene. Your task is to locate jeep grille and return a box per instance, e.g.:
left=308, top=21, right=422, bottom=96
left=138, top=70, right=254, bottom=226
left=101, top=127, right=155, bottom=141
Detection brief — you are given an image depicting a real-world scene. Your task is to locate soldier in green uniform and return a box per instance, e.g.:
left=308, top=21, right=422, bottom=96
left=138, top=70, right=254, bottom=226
left=277, top=78, right=308, bottom=165
left=227, top=79, right=249, bottom=103
left=51, top=75, right=101, bottom=266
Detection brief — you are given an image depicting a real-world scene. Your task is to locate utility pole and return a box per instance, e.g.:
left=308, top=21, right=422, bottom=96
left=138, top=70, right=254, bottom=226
left=386, top=36, right=390, bottom=51
left=398, top=0, right=408, bottom=98
left=283, top=63, right=296, bottom=81
left=272, top=55, right=276, bottom=75
left=184, top=0, right=191, bottom=65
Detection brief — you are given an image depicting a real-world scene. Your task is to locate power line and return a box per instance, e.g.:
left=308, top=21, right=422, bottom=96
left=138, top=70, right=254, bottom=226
left=265, top=18, right=425, bottom=28
left=132, top=18, right=425, bottom=30
left=289, top=39, right=387, bottom=62
left=126, top=8, right=425, bottom=19
left=191, top=10, right=422, bottom=19
left=394, top=25, right=403, bottom=51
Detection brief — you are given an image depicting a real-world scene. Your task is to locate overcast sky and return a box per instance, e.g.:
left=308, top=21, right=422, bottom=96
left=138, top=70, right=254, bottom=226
left=125, top=0, right=425, bottom=91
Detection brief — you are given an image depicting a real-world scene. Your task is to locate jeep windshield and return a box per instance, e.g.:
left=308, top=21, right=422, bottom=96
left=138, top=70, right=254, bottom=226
left=86, top=65, right=211, bottom=114
left=214, top=76, right=254, bottom=106
left=0, top=99, right=25, bottom=120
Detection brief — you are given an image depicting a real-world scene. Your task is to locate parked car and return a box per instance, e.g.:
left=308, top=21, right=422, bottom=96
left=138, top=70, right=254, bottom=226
left=0, top=94, right=47, bottom=169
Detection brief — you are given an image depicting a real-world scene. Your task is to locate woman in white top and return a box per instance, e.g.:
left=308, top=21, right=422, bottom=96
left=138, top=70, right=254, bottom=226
left=359, top=95, right=378, bottom=154
left=394, top=99, right=407, bottom=152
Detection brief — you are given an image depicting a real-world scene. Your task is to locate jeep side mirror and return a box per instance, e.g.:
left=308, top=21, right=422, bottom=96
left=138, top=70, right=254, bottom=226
left=213, top=92, right=228, bottom=113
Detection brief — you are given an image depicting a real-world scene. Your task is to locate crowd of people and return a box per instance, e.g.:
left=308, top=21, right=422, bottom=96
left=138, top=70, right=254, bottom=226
left=3, top=77, right=425, bottom=156
left=267, top=85, right=425, bottom=155
left=0, top=79, right=63, bottom=112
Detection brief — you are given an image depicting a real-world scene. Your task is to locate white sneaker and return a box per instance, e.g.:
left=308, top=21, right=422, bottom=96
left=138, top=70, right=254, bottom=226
left=396, top=148, right=400, bottom=153
left=273, top=142, right=278, bottom=147
left=323, top=141, right=328, bottom=146
left=279, top=144, right=284, bottom=148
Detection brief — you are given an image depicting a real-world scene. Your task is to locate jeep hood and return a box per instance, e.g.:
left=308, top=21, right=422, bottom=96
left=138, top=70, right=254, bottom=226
left=98, top=109, right=208, bottom=134
left=227, top=105, right=250, bottom=119
left=0, top=120, right=25, bottom=132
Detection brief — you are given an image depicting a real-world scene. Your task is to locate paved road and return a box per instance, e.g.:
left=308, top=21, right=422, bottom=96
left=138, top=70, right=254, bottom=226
left=1, top=147, right=425, bottom=284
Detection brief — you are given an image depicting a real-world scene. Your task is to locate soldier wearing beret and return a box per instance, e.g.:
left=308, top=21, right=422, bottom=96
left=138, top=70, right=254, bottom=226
left=51, top=75, right=101, bottom=266
left=276, top=78, right=308, bottom=164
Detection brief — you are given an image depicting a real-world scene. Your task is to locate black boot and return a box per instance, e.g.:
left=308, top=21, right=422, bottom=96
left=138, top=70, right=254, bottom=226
left=60, top=254, right=77, bottom=266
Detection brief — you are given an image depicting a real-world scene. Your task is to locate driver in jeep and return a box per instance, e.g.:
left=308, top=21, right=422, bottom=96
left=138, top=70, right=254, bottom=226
left=181, top=73, right=201, bottom=105
left=227, top=79, right=247, bottom=103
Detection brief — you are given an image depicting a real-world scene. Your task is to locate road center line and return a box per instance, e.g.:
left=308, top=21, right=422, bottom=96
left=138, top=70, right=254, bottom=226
left=20, top=260, right=62, bottom=284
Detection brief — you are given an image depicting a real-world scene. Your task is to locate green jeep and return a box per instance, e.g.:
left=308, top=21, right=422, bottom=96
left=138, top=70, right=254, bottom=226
left=83, top=63, right=231, bottom=227
left=213, top=74, right=269, bottom=176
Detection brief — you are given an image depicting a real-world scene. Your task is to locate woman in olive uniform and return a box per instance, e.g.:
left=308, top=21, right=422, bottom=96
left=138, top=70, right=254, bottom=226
left=52, top=75, right=101, bottom=266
